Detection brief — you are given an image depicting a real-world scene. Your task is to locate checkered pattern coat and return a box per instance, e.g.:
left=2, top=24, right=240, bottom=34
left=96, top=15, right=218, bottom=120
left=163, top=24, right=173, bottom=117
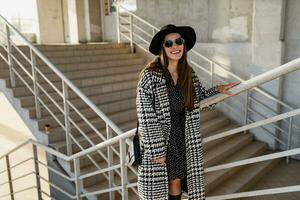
left=136, top=67, right=218, bottom=200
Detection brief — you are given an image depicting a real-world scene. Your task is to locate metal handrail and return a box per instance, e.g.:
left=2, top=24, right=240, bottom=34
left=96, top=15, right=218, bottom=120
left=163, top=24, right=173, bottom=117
left=117, top=5, right=294, bottom=111
left=116, top=4, right=298, bottom=154
left=1, top=103, right=300, bottom=199
left=0, top=139, right=76, bottom=199
left=0, top=139, right=70, bottom=161
left=1, top=6, right=300, bottom=200
left=200, top=56, right=300, bottom=108
left=0, top=13, right=136, bottom=199
left=116, top=6, right=292, bottom=106
left=0, top=14, right=122, bottom=136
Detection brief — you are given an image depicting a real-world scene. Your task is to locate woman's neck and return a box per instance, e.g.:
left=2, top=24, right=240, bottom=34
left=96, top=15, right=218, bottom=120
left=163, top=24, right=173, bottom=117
left=167, top=60, right=178, bottom=75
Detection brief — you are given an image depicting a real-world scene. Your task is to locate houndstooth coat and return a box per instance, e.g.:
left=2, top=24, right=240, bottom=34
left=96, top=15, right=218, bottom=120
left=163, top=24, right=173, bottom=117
left=136, top=67, right=218, bottom=200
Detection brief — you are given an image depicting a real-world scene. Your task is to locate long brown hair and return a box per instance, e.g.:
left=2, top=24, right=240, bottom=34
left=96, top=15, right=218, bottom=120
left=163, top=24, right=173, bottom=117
left=146, top=44, right=196, bottom=111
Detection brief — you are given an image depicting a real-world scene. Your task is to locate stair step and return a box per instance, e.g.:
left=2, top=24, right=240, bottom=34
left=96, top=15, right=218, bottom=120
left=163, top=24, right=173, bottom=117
left=2, top=56, right=145, bottom=80
left=12, top=71, right=140, bottom=97
left=6, top=43, right=128, bottom=54
left=82, top=154, right=137, bottom=189
left=19, top=80, right=137, bottom=109
left=203, top=123, right=240, bottom=152
left=34, top=43, right=129, bottom=51
left=243, top=159, right=300, bottom=200
left=27, top=88, right=137, bottom=119
left=66, top=120, right=137, bottom=171
left=41, top=47, right=131, bottom=57
left=36, top=53, right=140, bottom=66
left=10, top=52, right=139, bottom=68
left=208, top=151, right=281, bottom=196
left=200, top=109, right=219, bottom=123
left=203, top=134, right=253, bottom=167
left=38, top=97, right=135, bottom=134
left=6, top=66, right=141, bottom=88
left=204, top=141, right=268, bottom=193
left=201, top=116, right=230, bottom=136
left=51, top=108, right=137, bottom=154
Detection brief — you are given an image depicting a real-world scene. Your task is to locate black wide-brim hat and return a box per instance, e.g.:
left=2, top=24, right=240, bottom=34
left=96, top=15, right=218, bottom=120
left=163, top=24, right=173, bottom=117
left=149, top=24, right=196, bottom=55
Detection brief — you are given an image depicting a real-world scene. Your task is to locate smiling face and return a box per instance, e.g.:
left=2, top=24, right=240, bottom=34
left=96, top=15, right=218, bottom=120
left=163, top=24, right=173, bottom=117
left=163, top=33, right=184, bottom=62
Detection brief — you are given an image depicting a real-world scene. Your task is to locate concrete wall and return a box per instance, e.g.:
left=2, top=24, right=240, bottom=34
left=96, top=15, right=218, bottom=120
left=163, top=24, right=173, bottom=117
left=208, top=0, right=253, bottom=42
left=281, top=0, right=300, bottom=152
left=135, top=0, right=210, bottom=42
left=0, top=92, right=50, bottom=199
left=130, top=0, right=300, bottom=151
left=89, top=0, right=103, bottom=41
left=36, top=0, right=65, bottom=43
left=134, top=0, right=253, bottom=42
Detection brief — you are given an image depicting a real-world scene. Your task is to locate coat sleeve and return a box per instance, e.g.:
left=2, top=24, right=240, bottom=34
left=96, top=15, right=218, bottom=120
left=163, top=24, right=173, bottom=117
left=198, top=81, right=219, bottom=101
left=136, top=70, right=166, bottom=160
left=191, top=70, right=219, bottom=110
left=198, top=81, right=219, bottom=111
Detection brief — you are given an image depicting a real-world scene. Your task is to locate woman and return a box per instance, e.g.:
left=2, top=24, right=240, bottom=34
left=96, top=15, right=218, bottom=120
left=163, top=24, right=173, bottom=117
left=136, top=24, right=239, bottom=200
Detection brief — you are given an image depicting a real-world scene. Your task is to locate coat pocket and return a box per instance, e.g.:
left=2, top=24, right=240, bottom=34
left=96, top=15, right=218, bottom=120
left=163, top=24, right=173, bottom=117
left=138, top=161, right=168, bottom=199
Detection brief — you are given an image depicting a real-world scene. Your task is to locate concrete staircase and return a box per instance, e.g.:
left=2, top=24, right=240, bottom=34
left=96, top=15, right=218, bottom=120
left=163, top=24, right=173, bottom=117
left=0, top=43, right=298, bottom=200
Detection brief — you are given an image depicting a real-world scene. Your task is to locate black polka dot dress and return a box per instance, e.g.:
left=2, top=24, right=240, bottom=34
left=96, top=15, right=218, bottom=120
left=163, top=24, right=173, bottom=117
left=164, top=71, right=187, bottom=181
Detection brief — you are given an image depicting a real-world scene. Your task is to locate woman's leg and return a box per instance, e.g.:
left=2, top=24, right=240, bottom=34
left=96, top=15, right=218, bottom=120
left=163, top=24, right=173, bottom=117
left=168, top=178, right=182, bottom=199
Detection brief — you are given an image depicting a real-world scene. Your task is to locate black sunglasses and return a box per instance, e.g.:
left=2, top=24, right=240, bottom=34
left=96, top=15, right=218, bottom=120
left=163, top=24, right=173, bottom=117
left=164, top=37, right=185, bottom=48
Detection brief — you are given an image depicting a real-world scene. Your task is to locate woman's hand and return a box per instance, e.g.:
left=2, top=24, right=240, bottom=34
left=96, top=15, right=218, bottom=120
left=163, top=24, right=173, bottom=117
left=152, top=155, right=166, bottom=165
left=216, top=82, right=241, bottom=95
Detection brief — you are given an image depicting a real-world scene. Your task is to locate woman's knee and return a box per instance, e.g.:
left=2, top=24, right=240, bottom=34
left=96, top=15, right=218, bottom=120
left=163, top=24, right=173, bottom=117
left=169, top=178, right=181, bottom=195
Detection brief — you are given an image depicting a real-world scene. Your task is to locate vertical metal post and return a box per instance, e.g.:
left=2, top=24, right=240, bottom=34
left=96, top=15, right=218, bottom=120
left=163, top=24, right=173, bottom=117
left=107, top=124, right=115, bottom=200
left=6, top=155, right=14, bottom=200
left=210, top=61, right=214, bottom=87
left=152, top=27, right=156, bottom=36
left=116, top=6, right=121, bottom=43
left=32, top=145, right=42, bottom=199
left=63, top=81, right=72, bottom=156
left=244, top=90, right=250, bottom=133
left=30, top=49, right=41, bottom=119
left=120, top=139, right=128, bottom=200
left=5, top=25, right=16, bottom=87
left=74, top=158, right=82, bottom=200
left=286, top=117, right=293, bottom=164
left=129, top=14, right=134, bottom=53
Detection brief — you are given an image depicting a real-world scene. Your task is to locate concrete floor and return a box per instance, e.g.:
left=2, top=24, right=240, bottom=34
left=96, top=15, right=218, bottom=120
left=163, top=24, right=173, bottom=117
left=0, top=92, right=49, bottom=200
left=243, top=159, right=300, bottom=200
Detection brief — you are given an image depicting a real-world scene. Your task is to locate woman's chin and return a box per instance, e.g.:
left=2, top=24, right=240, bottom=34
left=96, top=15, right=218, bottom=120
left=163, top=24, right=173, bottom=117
left=168, top=55, right=183, bottom=61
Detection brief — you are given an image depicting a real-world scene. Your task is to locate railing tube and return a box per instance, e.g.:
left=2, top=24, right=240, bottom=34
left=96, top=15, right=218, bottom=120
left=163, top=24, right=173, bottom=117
left=30, top=49, right=41, bottom=119
left=107, top=124, right=115, bottom=200
left=6, top=155, right=14, bottom=200
left=63, top=81, right=72, bottom=156
left=33, top=144, right=42, bottom=199
left=117, top=6, right=121, bottom=43
left=210, top=61, right=214, bottom=87
left=129, top=14, right=134, bottom=53
left=5, top=25, right=16, bottom=87
left=244, top=90, right=250, bottom=133
left=74, top=158, right=82, bottom=200
left=120, top=138, right=128, bottom=200
left=286, top=117, right=293, bottom=163
left=152, top=27, right=156, bottom=36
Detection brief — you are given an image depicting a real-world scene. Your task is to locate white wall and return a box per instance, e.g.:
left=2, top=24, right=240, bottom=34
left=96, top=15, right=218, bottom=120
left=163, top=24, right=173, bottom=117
left=134, top=0, right=253, bottom=42
left=36, top=0, right=65, bottom=43
left=0, top=92, right=49, bottom=199
left=281, top=0, right=300, bottom=153
left=208, top=0, right=253, bottom=42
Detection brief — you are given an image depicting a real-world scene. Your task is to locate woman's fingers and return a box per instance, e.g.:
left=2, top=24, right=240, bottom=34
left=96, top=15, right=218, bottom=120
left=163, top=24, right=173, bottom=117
left=152, top=156, right=166, bottom=165
left=218, top=81, right=241, bottom=95
left=225, top=81, right=241, bottom=89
